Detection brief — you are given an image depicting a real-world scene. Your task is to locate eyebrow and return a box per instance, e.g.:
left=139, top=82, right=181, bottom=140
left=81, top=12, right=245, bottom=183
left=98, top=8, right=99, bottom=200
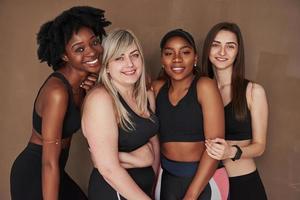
left=163, top=45, right=192, bottom=50
left=129, top=49, right=139, bottom=54
left=212, top=40, right=238, bottom=46
left=71, top=35, right=96, bottom=49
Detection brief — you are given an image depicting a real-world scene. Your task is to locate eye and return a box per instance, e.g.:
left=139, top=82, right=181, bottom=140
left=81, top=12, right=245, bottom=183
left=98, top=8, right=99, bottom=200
left=182, top=50, right=191, bottom=55
left=92, top=37, right=101, bottom=46
left=75, top=47, right=84, bottom=53
left=163, top=51, right=173, bottom=56
left=131, top=53, right=140, bottom=58
left=227, top=44, right=236, bottom=49
left=115, top=56, right=124, bottom=61
left=211, top=43, right=219, bottom=47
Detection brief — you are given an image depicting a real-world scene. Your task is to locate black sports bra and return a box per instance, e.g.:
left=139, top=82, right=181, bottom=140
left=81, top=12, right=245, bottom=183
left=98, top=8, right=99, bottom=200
left=118, top=95, right=159, bottom=152
left=225, top=80, right=252, bottom=140
left=32, top=72, right=81, bottom=139
left=156, top=78, right=204, bottom=143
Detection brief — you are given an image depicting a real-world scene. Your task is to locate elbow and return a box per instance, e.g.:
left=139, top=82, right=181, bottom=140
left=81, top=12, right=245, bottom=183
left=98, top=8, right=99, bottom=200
left=42, top=160, right=59, bottom=173
left=256, top=144, right=266, bottom=157
left=97, top=164, right=121, bottom=182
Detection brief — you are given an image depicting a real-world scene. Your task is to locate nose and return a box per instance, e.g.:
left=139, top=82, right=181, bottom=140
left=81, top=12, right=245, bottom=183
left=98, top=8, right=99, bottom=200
left=126, top=56, right=134, bottom=68
left=173, top=53, right=183, bottom=63
left=86, top=45, right=97, bottom=57
left=218, top=46, right=226, bottom=56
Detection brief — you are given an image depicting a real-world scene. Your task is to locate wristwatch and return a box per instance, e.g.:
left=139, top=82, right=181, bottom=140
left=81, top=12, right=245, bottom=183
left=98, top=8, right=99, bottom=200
left=231, top=145, right=242, bottom=161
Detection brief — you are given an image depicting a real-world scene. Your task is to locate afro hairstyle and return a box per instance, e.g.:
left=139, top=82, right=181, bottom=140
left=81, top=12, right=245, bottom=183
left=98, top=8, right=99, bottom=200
left=37, top=6, right=111, bottom=71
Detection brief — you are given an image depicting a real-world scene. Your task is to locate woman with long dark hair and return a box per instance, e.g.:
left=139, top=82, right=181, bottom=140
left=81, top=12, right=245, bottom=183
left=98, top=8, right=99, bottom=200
left=202, top=22, right=268, bottom=200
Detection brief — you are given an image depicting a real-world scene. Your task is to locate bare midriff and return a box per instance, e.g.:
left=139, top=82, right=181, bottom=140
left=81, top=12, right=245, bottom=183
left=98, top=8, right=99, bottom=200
left=29, top=129, right=72, bottom=149
left=161, top=141, right=205, bottom=162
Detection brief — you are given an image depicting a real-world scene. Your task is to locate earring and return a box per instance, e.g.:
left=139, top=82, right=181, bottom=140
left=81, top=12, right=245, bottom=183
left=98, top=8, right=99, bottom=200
left=161, top=65, right=165, bottom=69
left=62, top=56, right=68, bottom=62
left=194, top=63, right=197, bottom=68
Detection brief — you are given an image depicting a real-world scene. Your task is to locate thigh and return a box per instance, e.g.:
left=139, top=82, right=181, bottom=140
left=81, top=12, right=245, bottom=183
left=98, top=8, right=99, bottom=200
left=10, top=147, right=42, bottom=200
left=60, top=171, right=87, bottom=200
left=160, top=170, right=189, bottom=200
left=229, top=170, right=267, bottom=200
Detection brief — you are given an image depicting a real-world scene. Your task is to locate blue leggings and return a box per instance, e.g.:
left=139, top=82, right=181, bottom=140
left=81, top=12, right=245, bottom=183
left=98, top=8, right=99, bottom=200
left=160, top=155, right=229, bottom=200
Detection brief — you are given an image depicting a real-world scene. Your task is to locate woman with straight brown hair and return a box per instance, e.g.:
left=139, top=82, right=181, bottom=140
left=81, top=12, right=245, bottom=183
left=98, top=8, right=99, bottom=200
left=202, top=22, right=268, bottom=200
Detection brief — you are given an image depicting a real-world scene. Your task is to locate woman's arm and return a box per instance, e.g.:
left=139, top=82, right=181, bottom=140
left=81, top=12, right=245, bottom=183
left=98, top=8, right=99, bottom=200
left=205, top=83, right=268, bottom=160
left=82, top=86, right=151, bottom=200
left=184, top=77, right=225, bottom=200
left=41, top=82, right=68, bottom=200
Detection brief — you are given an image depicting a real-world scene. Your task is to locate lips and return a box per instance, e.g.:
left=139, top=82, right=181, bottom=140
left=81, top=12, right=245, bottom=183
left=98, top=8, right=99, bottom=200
left=122, top=69, right=136, bottom=75
left=215, top=57, right=228, bottom=62
left=171, top=66, right=185, bottom=73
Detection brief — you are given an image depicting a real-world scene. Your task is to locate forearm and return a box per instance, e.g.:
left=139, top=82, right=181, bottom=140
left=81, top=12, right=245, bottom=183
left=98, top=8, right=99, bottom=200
left=238, top=142, right=266, bottom=159
left=42, top=163, right=60, bottom=200
left=185, top=152, right=218, bottom=199
left=99, top=165, right=151, bottom=200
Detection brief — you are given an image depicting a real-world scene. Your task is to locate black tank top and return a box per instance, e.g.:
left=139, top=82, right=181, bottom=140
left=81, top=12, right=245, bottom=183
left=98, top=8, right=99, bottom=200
left=32, top=72, right=81, bottom=139
left=118, top=95, right=159, bottom=152
left=156, top=78, right=204, bottom=143
left=225, top=80, right=252, bottom=140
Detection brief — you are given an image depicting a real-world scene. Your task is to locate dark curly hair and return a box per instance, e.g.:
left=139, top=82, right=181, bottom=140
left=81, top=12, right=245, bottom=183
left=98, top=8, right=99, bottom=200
left=37, top=6, right=111, bottom=71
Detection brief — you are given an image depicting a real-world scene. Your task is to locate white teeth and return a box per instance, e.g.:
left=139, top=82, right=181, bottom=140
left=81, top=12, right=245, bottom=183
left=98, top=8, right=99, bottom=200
left=123, top=70, right=136, bottom=75
left=216, top=57, right=227, bottom=61
left=86, top=59, right=98, bottom=64
left=171, top=67, right=184, bottom=72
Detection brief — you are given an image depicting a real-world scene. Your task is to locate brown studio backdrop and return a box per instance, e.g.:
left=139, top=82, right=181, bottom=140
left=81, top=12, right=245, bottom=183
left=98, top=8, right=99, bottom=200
left=1, top=0, right=299, bottom=199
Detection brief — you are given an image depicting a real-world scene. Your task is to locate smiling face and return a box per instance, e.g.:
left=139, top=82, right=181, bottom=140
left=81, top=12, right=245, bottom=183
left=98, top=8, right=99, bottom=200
left=209, top=30, right=238, bottom=71
left=161, top=36, right=197, bottom=81
left=63, top=27, right=103, bottom=75
left=107, top=43, right=143, bottom=88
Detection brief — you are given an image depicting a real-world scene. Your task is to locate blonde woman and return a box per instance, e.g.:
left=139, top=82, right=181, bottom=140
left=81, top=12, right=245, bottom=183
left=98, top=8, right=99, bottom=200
left=82, top=29, right=159, bottom=200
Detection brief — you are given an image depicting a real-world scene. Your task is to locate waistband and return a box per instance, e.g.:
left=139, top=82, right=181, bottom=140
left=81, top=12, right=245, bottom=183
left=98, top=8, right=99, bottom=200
left=161, top=154, right=199, bottom=177
left=229, top=169, right=260, bottom=181
left=161, top=154, right=224, bottom=177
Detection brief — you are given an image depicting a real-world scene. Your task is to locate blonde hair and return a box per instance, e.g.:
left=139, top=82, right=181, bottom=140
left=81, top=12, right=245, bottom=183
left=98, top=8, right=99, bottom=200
left=99, top=29, right=148, bottom=131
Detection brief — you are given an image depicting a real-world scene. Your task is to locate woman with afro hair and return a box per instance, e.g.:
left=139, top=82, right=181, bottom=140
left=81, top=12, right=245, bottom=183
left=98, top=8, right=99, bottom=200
left=10, top=6, right=110, bottom=200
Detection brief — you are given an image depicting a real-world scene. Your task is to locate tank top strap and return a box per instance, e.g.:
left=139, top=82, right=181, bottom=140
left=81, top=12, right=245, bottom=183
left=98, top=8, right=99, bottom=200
left=33, top=72, right=72, bottom=108
left=51, top=72, right=73, bottom=94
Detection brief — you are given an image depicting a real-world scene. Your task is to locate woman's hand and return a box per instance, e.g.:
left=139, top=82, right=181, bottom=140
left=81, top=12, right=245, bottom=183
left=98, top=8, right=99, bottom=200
left=80, top=73, right=98, bottom=92
left=205, top=138, right=236, bottom=160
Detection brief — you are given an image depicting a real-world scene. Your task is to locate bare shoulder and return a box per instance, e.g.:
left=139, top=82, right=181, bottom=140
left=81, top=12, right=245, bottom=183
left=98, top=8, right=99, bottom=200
left=246, top=82, right=267, bottom=102
left=43, top=78, right=69, bottom=104
left=151, top=79, right=166, bottom=97
left=196, top=76, right=218, bottom=93
left=83, top=84, right=113, bottom=107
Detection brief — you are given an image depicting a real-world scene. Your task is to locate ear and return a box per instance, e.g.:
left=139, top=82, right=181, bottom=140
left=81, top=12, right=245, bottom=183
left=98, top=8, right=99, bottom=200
left=194, top=55, right=198, bottom=65
left=62, top=54, right=69, bottom=62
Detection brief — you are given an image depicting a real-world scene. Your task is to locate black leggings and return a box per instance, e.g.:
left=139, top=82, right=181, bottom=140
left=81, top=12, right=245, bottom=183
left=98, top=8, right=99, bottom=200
left=10, top=143, right=87, bottom=200
left=88, top=167, right=155, bottom=200
left=229, top=170, right=267, bottom=200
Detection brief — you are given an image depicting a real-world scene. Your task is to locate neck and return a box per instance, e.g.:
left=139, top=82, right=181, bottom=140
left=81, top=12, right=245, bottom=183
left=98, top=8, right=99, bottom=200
left=170, top=74, right=195, bottom=92
left=112, top=81, right=135, bottom=99
left=58, top=66, right=87, bottom=91
left=213, top=66, right=232, bottom=88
